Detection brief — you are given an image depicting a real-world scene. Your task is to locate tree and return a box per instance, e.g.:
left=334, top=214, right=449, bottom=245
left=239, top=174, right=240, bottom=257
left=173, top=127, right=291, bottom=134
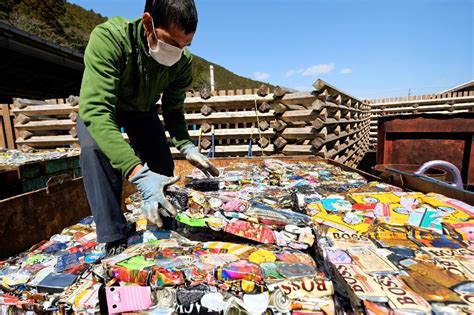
left=13, top=0, right=67, bottom=32
left=0, top=0, right=21, bottom=19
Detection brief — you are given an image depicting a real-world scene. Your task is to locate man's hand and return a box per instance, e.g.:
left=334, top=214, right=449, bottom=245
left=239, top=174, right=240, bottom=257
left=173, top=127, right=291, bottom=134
left=128, top=163, right=180, bottom=227
left=180, top=144, right=219, bottom=177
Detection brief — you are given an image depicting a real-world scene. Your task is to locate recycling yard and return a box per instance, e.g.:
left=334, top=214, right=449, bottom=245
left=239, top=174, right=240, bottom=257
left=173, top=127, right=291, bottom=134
left=1, top=80, right=474, bottom=314
left=1, top=1, right=474, bottom=314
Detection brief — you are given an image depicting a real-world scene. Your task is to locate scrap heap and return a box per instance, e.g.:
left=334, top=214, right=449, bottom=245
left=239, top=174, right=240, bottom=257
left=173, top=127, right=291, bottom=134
left=0, top=159, right=473, bottom=314
left=0, top=148, right=79, bottom=167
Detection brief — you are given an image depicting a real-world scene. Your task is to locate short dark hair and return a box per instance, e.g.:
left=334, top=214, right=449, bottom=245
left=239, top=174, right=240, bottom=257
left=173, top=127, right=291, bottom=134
left=144, top=0, right=198, bottom=34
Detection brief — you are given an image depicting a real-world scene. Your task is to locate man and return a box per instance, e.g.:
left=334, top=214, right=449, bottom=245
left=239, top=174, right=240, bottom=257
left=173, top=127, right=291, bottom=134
left=77, top=0, right=218, bottom=255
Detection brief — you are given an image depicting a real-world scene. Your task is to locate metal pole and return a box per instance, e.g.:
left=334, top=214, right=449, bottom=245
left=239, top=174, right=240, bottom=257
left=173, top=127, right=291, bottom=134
left=209, top=65, right=215, bottom=92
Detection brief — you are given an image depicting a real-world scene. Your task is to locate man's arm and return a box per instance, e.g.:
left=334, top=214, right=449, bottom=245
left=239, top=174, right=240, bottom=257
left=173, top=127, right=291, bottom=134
left=161, top=51, right=193, bottom=150
left=162, top=52, right=219, bottom=177
left=79, top=24, right=142, bottom=178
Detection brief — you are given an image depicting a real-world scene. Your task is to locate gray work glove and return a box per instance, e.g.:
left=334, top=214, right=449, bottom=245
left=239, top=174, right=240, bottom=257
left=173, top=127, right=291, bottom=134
left=180, top=143, right=219, bottom=177
left=129, top=163, right=180, bottom=227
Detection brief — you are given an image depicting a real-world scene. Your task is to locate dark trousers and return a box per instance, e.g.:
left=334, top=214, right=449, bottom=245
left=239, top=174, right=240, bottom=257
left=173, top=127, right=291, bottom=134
left=77, top=111, right=174, bottom=243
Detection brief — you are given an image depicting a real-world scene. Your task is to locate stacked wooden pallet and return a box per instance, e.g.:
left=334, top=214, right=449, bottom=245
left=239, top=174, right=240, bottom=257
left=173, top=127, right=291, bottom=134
left=12, top=90, right=275, bottom=157
left=0, top=104, right=16, bottom=149
left=177, top=91, right=276, bottom=156
left=13, top=97, right=79, bottom=151
left=185, top=88, right=265, bottom=98
left=368, top=92, right=474, bottom=150
left=276, top=79, right=371, bottom=167
left=11, top=80, right=372, bottom=167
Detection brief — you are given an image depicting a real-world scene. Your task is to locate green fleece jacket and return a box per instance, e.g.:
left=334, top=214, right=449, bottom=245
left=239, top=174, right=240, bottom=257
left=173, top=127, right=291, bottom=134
left=79, top=17, right=193, bottom=177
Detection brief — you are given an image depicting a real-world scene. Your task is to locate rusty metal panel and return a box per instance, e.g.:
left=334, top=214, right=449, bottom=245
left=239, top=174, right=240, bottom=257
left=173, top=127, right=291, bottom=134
left=385, top=168, right=474, bottom=205
left=0, top=177, right=90, bottom=258
left=376, top=113, right=474, bottom=187
left=0, top=176, right=140, bottom=259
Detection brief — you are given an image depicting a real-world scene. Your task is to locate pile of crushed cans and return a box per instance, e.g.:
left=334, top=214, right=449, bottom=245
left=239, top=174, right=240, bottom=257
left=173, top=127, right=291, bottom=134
left=0, top=159, right=473, bottom=314
left=0, top=148, right=80, bottom=167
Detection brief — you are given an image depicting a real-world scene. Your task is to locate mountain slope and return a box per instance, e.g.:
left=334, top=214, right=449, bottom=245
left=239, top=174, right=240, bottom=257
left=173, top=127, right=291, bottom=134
left=1, top=0, right=271, bottom=91
left=192, top=55, right=271, bottom=91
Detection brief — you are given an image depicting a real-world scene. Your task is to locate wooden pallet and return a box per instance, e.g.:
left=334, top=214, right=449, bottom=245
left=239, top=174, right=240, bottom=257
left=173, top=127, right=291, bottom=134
left=10, top=80, right=372, bottom=166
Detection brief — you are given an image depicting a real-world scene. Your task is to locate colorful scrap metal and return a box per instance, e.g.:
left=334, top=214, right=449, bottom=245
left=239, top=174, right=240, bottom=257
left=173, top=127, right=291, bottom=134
left=0, top=216, right=332, bottom=314
left=0, top=148, right=80, bottom=167
left=0, top=159, right=473, bottom=314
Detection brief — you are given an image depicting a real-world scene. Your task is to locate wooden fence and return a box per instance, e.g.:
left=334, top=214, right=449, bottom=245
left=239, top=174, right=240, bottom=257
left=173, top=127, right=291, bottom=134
left=368, top=91, right=474, bottom=150
left=6, top=80, right=372, bottom=168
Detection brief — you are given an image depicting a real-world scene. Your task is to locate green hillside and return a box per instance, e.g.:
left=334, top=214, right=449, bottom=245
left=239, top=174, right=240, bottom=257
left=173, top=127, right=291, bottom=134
left=0, top=0, right=272, bottom=91
left=192, top=55, right=272, bottom=91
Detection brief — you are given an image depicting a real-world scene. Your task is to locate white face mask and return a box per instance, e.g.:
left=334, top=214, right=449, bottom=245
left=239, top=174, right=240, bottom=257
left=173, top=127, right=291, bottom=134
left=147, top=20, right=183, bottom=67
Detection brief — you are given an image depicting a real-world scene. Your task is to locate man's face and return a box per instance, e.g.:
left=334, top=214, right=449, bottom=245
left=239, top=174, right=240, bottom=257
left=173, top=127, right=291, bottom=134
left=143, top=12, right=195, bottom=50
